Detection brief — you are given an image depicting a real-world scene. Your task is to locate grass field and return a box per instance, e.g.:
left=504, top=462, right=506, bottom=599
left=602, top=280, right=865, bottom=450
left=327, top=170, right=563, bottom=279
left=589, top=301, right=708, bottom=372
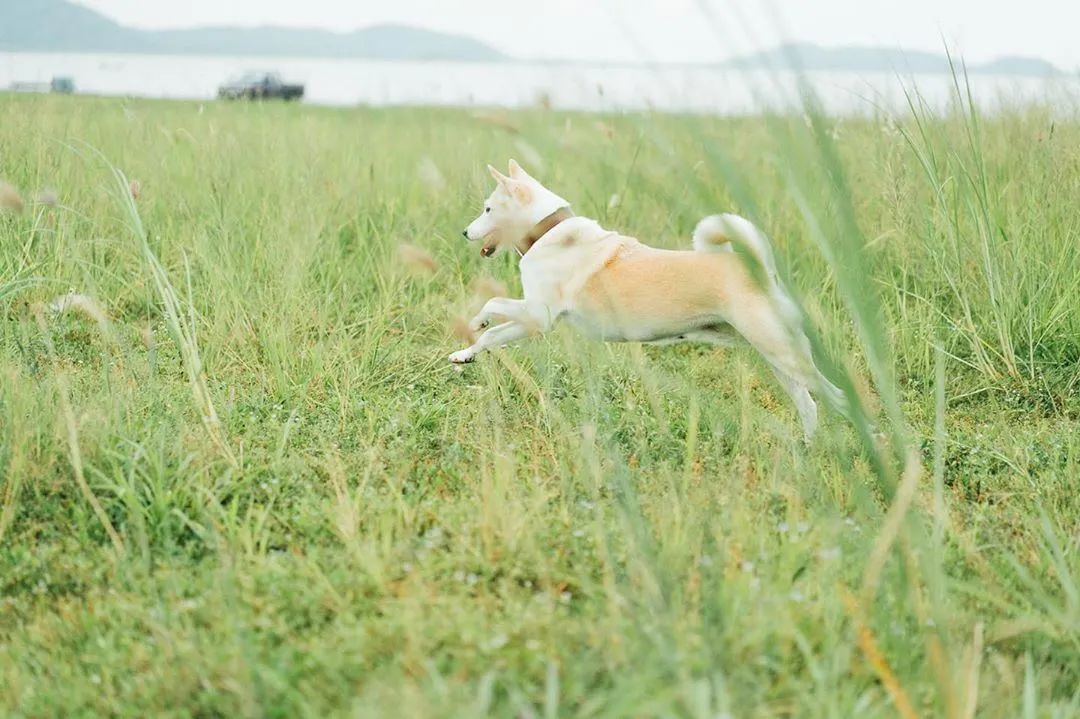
left=1, top=91, right=1079, bottom=717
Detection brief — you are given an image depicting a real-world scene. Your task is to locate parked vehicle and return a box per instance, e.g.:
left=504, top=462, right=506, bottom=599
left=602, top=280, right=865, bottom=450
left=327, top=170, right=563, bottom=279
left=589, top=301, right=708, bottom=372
left=50, top=77, right=75, bottom=94
left=9, top=76, right=75, bottom=94
left=217, top=72, right=304, bottom=101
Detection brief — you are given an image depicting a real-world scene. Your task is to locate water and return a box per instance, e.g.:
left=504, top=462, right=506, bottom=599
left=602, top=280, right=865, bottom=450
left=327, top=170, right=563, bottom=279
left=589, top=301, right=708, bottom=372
left=2, top=52, right=1077, bottom=115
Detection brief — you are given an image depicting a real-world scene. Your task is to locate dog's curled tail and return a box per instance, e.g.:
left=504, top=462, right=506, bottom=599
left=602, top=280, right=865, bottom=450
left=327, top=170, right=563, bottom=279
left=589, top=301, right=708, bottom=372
left=692, top=213, right=778, bottom=283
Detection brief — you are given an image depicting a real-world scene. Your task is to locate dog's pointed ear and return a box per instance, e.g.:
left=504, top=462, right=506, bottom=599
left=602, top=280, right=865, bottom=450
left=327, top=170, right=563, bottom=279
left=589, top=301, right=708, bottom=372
left=488, top=164, right=511, bottom=186
left=507, top=181, right=532, bottom=205
left=508, top=158, right=530, bottom=180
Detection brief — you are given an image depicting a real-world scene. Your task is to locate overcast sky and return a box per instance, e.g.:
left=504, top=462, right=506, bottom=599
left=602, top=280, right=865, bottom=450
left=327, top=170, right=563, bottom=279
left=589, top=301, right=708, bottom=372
left=75, top=0, right=1078, bottom=69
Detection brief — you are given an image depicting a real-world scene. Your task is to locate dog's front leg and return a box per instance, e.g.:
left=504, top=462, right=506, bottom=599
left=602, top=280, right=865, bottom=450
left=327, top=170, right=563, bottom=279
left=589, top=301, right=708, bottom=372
left=469, top=297, right=534, bottom=333
left=449, top=321, right=534, bottom=364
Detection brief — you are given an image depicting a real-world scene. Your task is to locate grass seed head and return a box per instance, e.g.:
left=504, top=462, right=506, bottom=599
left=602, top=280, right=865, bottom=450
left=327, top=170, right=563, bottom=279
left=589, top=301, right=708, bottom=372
left=34, top=188, right=59, bottom=207
left=416, top=157, right=446, bottom=193
left=513, top=139, right=544, bottom=171
left=471, top=110, right=519, bottom=134
left=48, top=292, right=110, bottom=328
left=470, top=277, right=508, bottom=303
left=0, top=182, right=25, bottom=213
left=397, top=244, right=438, bottom=275
left=449, top=315, right=476, bottom=342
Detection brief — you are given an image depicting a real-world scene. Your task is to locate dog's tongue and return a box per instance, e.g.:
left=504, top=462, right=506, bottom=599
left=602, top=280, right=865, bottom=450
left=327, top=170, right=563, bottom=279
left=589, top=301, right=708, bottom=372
left=480, top=238, right=498, bottom=257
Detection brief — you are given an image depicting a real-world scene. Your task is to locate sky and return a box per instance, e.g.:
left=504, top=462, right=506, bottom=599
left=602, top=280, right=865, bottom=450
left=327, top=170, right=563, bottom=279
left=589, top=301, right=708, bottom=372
left=75, top=0, right=1077, bottom=69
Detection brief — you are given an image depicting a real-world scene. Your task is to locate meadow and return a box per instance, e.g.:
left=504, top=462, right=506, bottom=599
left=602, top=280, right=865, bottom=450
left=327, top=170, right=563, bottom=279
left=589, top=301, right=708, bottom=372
left=1, top=90, right=1078, bottom=717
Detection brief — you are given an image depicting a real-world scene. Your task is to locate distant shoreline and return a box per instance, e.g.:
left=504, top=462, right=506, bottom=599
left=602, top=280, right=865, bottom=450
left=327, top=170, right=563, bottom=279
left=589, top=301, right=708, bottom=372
left=3, top=52, right=1077, bottom=119
left=1, top=49, right=1071, bottom=78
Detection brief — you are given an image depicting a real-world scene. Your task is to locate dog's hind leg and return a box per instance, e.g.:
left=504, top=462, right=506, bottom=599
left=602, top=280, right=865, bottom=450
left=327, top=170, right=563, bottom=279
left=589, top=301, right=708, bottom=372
left=812, top=368, right=852, bottom=420
left=768, top=363, right=818, bottom=439
left=724, top=298, right=837, bottom=439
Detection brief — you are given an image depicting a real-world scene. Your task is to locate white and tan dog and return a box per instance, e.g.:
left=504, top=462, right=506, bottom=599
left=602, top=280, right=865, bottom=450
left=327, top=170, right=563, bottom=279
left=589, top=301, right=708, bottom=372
left=453, top=160, right=847, bottom=439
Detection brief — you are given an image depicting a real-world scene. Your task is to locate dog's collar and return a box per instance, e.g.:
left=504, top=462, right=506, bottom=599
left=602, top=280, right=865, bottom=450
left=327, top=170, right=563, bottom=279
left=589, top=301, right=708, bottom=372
left=516, top=207, right=575, bottom=257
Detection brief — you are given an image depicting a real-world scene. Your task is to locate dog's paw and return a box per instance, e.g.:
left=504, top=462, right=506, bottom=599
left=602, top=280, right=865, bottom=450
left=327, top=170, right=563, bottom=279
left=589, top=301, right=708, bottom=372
left=448, top=348, right=476, bottom=364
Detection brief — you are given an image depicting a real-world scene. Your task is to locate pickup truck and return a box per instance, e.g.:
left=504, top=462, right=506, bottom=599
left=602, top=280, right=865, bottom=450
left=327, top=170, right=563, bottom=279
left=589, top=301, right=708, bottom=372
left=217, top=72, right=304, bottom=101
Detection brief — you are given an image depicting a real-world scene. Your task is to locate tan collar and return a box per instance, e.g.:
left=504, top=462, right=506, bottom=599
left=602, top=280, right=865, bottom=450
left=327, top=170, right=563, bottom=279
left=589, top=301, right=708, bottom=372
left=516, top=207, right=575, bottom=256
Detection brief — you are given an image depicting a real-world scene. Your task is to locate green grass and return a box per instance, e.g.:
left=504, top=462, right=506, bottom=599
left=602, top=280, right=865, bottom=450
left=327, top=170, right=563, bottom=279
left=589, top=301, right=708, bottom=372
left=1, top=92, right=1078, bottom=717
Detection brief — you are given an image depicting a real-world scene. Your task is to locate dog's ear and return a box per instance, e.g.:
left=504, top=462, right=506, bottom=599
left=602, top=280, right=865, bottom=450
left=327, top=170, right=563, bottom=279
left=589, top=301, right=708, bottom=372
left=488, top=164, right=511, bottom=186
left=507, top=181, right=532, bottom=205
left=508, top=158, right=530, bottom=180
left=490, top=164, right=531, bottom=203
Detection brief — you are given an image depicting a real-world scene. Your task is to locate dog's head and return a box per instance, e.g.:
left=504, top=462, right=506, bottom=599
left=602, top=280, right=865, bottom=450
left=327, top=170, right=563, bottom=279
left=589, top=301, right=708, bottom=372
left=463, top=159, right=569, bottom=258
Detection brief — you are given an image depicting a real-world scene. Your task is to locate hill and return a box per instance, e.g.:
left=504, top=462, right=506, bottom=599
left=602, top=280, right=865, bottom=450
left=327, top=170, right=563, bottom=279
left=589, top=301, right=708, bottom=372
left=0, top=0, right=506, bottom=61
left=0, top=2, right=1063, bottom=75
left=726, top=42, right=1060, bottom=76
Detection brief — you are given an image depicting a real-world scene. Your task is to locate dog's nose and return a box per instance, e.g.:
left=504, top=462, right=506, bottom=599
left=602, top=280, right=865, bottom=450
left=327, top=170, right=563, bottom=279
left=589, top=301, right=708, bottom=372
left=461, top=229, right=468, bottom=238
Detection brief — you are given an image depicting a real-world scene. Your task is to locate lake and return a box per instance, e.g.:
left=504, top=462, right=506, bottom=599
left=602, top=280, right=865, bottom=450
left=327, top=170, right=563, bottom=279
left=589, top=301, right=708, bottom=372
left=2, top=52, right=1077, bottom=115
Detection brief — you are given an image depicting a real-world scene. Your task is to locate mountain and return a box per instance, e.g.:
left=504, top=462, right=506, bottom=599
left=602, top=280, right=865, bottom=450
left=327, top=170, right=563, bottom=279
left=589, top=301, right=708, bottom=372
left=974, top=55, right=1060, bottom=76
left=725, top=43, right=1060, bottom=77
left=147, top=24, right=506, bottom=61
left=0, top=1, right=1063, bottom=75
left=1, top=0, right=148, bottom=52
left=0, top=0, right=507, bottom=61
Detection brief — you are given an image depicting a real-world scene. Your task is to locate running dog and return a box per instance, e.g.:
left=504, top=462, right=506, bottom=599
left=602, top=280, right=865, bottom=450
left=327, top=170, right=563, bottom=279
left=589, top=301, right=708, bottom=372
left=452, top=160, right=847, bottom=439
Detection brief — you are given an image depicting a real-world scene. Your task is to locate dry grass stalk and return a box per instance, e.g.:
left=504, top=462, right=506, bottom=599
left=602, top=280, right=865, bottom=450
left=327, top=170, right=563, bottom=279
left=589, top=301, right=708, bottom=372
left=840, top=588, right=919, bottom=719
left=32, top=307, right=125, bottom=556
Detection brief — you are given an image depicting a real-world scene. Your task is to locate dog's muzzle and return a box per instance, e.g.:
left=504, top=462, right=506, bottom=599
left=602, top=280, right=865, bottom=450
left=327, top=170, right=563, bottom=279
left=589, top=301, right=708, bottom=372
left=461, top=229, right=468, bottom=238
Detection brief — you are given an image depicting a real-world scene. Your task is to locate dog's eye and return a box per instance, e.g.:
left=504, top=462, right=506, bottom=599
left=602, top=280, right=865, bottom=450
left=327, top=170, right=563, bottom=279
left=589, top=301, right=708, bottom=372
left=485, top=207, right=491, bottom=213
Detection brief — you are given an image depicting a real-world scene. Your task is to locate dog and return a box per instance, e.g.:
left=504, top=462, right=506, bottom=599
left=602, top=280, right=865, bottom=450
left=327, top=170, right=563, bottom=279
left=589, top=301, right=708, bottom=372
left=452, top=159, right=848, bottom=439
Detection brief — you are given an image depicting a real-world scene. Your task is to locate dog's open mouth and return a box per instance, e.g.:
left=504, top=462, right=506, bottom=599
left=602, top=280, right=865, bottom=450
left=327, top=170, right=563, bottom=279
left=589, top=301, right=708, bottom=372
left=480, top=238, right=498, bottom=257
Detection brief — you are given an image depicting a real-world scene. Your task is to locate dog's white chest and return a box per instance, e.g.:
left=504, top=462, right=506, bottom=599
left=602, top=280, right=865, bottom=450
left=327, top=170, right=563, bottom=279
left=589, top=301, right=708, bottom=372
left=517, top=219, right=622, bottom=313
